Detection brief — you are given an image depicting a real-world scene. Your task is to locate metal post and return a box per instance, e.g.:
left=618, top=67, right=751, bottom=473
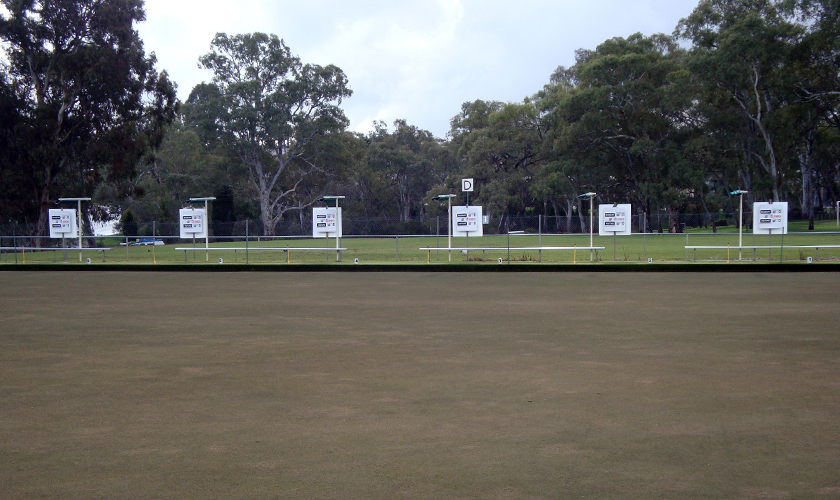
left=589, top=196, right=594, bottom=262
left=768, top=230, right=772, bottom=260
left=507, top=225, right=510, bottom=264
left=538, top=214, right=542, bottom=262
left=75, top=199, right=82, bottom=261
left=204, top=199, right=209, bottom=262
left=436, top=216, right=439, bottom=261
left=738, top=193, right=743, bottom=261
left=245, top=220, right=249, bottom=265
left=466, top=231, right=469, bottom=261
left=780, top=232, right=784, bottom=262
left=448, top=197, right=452, bottom=262
left=335, top=198, right=341, bottom=262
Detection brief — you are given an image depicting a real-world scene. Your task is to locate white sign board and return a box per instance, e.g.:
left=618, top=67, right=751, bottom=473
left=599, top=204, right=632, bottom=236
left=48, top=209, right=77, bottom=238
left=452, top=206, right=483, bottom=237
left=313, top=207, right=342, bottom=238
left=179, top=208, right=207, bottom=238
left=461, top=178, right=474, bottom=192
left=753, top=202, right=788, bottom=234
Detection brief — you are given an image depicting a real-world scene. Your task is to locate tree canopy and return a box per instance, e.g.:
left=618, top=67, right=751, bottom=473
left=193, top=32, right=352, bottom=236
left=3, top=0, right=840, bottom=236
left=0, top=0, right=177, bottom=234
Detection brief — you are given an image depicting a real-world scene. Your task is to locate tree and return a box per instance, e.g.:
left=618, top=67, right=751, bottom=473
left=196, top=32, right=352, bottom=236
left=0, top=0, right=177, bottom=235
left=557, top=33, right=697, bottom=232
left=676, top=0, right=804, bottom=202
left=362, top=120, right=449, bottom=221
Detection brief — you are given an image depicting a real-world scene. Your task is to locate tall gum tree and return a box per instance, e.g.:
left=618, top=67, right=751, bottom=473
left=676, top=0, right=803, bottom=202
left=557, top=33, right=696, bottom=232
left=0, top=0, right=177, bottom=235
left=196, top=32, right=351, bottom=236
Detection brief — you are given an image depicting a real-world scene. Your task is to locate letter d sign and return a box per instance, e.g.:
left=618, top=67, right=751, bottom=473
left=461, top=178, right=474, bottom=192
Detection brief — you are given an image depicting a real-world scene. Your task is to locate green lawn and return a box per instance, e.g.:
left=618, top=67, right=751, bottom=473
left=4, top=230, right=840, bottom=265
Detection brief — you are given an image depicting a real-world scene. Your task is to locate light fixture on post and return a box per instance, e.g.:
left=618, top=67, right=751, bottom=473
left=433, top=194, right=456, bottom=262
left=730, top=190, right=748, bottom=261
left=578, top=192, right=597, bottom=261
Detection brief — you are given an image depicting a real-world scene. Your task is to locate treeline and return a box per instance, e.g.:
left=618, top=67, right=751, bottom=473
left=2, top=0, right=840, bottom=236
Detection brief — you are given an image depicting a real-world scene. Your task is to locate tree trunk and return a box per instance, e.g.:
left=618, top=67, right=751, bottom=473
left=35, top=183, right=54, bottom=245
left=799, top=129, right=816, bottom=231
left=576, top=198, right=587, bottom=234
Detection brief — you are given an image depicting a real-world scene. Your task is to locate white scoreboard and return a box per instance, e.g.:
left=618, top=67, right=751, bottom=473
left=452, top=206, right=483, bottom=237
left=599, top=204, right=632, bottom=236
left=48, top=209, right=77, bottom=238
left=753, top=202, right=788, bottom=234
left=179, top=208, right=207, bottom=238
left=313, top=207, right=342, bottom=238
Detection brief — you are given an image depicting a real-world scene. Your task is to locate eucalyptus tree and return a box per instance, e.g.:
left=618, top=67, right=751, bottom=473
left=361, top=120, right=447, bottom=221
left=196, top=33, right=352, bottom=236
left=784, top=0, right=840, bottom=224
left=533, top=65, right=607, bottom=233
left=0, top=0, right=177, bottom=235
left=676, top=0, right=804, bottom=202
left=557, top=33, right=697, bottom=232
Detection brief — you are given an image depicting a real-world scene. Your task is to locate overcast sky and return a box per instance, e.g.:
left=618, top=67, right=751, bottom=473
left=137, top=0, right=702, bottom=139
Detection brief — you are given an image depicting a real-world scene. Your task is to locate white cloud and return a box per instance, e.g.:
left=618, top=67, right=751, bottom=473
left=138, top=0, right=701, bottom=138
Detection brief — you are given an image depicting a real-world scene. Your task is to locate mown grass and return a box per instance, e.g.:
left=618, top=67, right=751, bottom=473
left=1, top=271, right=838, bottom=499
left=3, top=229, right=840, bottom=265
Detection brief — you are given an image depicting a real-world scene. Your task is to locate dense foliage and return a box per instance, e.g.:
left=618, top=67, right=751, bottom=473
left=2, top=0, right=840, bottom=235
left=0, top=0, right=177, bottom=236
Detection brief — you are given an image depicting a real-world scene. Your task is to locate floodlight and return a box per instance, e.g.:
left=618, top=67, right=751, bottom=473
left=730, top=190, right=748, bottom=196
left=432, top=194, right=456, bottom=200
left=318, top=195, right=345, bottom=203
left=57, top=197, right=91, bottom=203
left=578, top=192, right=596, bottom=199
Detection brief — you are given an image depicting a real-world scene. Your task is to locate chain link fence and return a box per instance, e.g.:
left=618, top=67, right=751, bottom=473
left=2, top=210, right=839, bottom=249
